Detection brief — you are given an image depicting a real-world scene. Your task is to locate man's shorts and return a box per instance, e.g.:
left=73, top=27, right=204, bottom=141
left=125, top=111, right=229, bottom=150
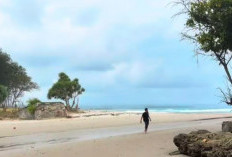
left=144, top=120, right=149, bottom=130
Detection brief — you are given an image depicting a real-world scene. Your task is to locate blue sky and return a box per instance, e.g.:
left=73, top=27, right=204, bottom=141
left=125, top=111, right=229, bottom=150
left=0, top=0, right=228, bottom=108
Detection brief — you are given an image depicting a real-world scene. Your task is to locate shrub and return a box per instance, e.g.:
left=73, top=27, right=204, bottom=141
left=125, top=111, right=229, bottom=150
left=27, top=98, right=41, bottom=115
left=0, top=108, right=19, bottom=119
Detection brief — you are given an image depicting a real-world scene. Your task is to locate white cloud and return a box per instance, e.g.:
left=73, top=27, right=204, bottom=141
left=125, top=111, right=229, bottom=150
left=0, top=0, right=174, bottom=55
left=0, top=0, right=222, bottom=105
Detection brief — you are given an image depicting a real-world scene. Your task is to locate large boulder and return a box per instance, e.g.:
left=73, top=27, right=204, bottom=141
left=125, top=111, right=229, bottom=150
left=34, top=102, right=67, bottom=120
left=222, top=121, right=232, bottom=132
left=18, top=108, right=34, bottom=120
left=173, top=130, right=232, bottom=157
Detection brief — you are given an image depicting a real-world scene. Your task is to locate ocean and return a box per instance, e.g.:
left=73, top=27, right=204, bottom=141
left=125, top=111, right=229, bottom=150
left=80, top=104, right=232, bottom=113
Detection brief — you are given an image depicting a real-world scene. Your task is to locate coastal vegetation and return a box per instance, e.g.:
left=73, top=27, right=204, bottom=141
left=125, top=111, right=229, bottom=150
left=175, top=0, right=232, bottom=105
left=0, top=49, right=38, bottom=111
left=172, top=0, right=232, bottom=156
left=48, top=72, right=85, bottom=111
left=27, top=98, right=41, bottom=115
left=0, top=49, right=85, bottom=119
left=0, top=85, right=8, bottom=104
left=0, top=108, right=19, bottom=120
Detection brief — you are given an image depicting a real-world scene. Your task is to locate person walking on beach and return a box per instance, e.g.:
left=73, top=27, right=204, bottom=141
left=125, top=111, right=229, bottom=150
left=140, top=108, right=151, bottom=133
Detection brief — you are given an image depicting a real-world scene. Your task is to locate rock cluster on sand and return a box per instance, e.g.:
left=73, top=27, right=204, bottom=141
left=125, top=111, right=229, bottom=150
left=174, top=129, right=232, bottom=157
left=222, top=121, right=232, bottom=132
left=19, top=102, right=67, bottom=120
left=18, top=109, right=34, bottom=120
left=34, top=102, right=67, bottom=120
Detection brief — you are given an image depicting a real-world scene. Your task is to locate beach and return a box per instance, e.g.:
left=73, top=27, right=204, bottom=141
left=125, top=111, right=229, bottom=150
left=0, top=111, right=232, bottom=157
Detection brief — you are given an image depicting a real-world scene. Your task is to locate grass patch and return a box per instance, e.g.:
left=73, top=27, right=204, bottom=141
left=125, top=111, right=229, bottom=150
left=0, top=108, right=19, bottom=119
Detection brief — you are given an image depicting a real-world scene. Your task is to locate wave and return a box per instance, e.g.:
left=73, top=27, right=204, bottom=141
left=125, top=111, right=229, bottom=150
left=103, top=108, right=232, bottom=113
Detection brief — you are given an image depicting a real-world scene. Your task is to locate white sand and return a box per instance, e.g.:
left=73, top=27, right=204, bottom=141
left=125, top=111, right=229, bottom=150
left=0, top=111, right=231, bottom=157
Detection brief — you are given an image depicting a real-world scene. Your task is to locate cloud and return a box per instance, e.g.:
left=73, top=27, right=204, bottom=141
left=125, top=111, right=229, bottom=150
left=0, top=0, right=45, bottom=28
left=0, top=0, right=225, bottom=106
left=0, top=0, right=175, bottom=54
left=73, top=63, right=114, bottom=71
left=101, top=60, right=209, bottom=89
left=17, top=54, right=66, bottom=67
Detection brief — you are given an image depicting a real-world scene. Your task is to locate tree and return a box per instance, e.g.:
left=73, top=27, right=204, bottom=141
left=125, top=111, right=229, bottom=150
left=0, top=85, right=8, bottom=104
left=0, top=49, right=12, bottom=87
left=175, top=0, right=232, bottom=104
left=48, top=72, right=85, bottom=111
left=5, top=62, right=38, bottom=107
left=0, top=49, right=38, bottom=108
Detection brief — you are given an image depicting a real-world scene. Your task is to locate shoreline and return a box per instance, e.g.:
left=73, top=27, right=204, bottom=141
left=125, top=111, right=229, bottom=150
left=0, top=111, right=231, bottom=135
left=1, top=107, right=231, bottom=121
left=81, top=107, right=232, bottom=114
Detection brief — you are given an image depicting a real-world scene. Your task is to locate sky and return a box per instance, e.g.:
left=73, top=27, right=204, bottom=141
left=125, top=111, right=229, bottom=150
left=0, top=0, right=229, bottom=109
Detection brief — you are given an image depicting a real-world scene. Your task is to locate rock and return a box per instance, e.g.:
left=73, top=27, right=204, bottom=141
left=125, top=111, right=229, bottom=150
left=169, top=150, right=181, bottom=156
left=190, top=130, right=211, bottom=135
left=18, top=108, right=34, bottom=120
left=173, top=130, right=232, bottom=157
left=34, top=102, right=67, bottom=120
left=222, top=121, right=232, bottom=132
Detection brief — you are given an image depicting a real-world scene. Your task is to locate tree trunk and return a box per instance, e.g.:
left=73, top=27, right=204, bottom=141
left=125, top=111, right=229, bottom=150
left=66, top=105, right=71, bottom=111
left=2, top=100, right=7, bottom=112
left=214, top=52, right=232, bottom=85
left=71, top=96, right=76, bottom=109
left=222, top=63, right=232, bottom=85
left=75, top=97, right=79, bottom=111
left=65, top=99, right=71, bottom=111
left=2, top=105, right=6, bottom=112
left=75, top=103, right=79, bottom=111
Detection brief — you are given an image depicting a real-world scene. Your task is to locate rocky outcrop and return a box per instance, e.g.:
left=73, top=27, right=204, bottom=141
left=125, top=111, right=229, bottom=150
left=173, top=130, right=232, bottom=157
left=34, top=102, right=67, bottom=120
left=18, top=108, right=34, bottom=120
left=222, top=121, right=232, bottom=132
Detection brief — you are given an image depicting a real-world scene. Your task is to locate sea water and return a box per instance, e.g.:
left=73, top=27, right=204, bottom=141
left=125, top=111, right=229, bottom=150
left=80, top=104, right=232, bottom=113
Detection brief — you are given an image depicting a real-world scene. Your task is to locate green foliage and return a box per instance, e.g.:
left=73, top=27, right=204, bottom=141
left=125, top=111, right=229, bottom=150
left=0, top=49, right=11, bottom=86
left=0, top=85, right=8, bottom=104
left=185, top=0, right=232, bottom=53
left=0, top=49, right=38, bottom=107
left=8, top=62, right=38, bottom=93
left=177, top=0, right=232, bottom=104
left=48, top=72, right=85, bottom=110
left=27, top=98, right=41, bottom=115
